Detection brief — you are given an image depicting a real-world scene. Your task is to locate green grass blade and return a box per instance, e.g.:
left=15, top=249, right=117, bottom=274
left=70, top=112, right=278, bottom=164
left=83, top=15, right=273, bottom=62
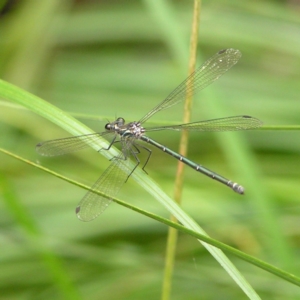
left=2, top=146, right=300, bottom=289
left=0, top=79, right=261, bottom=299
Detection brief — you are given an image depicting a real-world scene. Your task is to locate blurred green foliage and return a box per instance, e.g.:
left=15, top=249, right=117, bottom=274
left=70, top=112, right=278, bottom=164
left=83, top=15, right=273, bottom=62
left=1, top=0, right=300, bottom=299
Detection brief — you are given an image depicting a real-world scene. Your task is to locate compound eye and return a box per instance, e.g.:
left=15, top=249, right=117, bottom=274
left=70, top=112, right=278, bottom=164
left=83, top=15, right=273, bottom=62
left=105, top=123, right=111, bottom=130
left=116, top=117, right=125, bottom=125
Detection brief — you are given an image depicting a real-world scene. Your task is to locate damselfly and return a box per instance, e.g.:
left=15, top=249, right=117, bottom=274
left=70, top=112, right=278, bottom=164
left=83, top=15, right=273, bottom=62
left=36, top=49, right=262, bottom=221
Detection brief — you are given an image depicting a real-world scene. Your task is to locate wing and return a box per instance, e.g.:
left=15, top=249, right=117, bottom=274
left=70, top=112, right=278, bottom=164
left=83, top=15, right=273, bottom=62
left=75, top=152, right=134, bottom=222
left=36, top=132, right=111, bottom=156
left=146, top=115, right=263, bottom=132
left=139, top=49, right=242, bottom=123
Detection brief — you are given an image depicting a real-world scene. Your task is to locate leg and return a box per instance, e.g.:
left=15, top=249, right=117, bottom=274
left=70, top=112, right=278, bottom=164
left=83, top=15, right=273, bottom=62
left=133, top=143, right=152, bottom=174
left=125, top=146, right=140, bottom=182
left=98, top=135, right=118, bottom=153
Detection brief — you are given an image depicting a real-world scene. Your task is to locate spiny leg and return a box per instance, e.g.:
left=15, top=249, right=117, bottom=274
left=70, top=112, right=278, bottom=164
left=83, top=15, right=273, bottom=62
left=133, top=143, right=152, bottom=174
left=99, top=134, right=118, bottom=154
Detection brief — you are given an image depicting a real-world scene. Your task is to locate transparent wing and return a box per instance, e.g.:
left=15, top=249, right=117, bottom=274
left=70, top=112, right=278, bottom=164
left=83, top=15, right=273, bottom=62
left=139, top=48, right=242, bottom=123
left=36, top=132, right=111, bottom=156
left=76, top=146, right=135, bottom=222
left=146, top=116, right=263, bottom=132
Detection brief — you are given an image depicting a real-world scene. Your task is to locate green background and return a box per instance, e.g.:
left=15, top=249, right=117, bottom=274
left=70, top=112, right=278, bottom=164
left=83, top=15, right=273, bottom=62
left=1, top=0, right=300, bottom=299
